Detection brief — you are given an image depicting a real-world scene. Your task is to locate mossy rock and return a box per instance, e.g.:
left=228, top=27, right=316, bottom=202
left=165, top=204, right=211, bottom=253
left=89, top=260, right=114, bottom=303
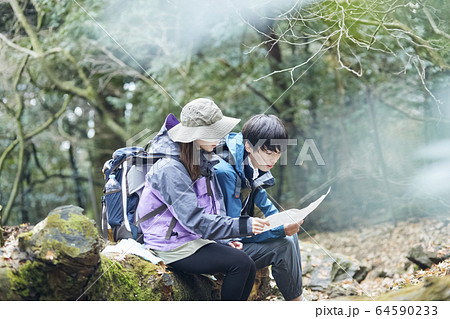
left=4, top=205, right=102, bottom=300
left=83, top=255, right=164, bottom=301
left=83, top=255, right=223, bottom=301
left=82, top=254, right=271, bottom=300
left=18, top=205, right=101, bottom=268
left=376, top=276, right=450, bottom=301
left=336, top=276, right=450, bottom=301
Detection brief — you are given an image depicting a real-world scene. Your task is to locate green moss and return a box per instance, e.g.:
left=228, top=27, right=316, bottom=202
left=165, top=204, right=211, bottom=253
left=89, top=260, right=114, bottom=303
left=85, top=255, right=163, bottom=301
left=37, top=238, right=81, bottom=261
left=7, top=260, right=50, bottom=300
left=376, top=277, right=450, bottom=301
left=17, top=231, right=33, bottom=251
left=46, top=212, right=98, bottom=239
left=341, top=276, right=450, bottom=301
left=0, top=268, right=15, bottom=300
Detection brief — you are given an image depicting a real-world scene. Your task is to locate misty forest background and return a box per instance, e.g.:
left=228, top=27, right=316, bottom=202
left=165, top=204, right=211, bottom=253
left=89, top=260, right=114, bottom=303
left=0, top=0, right=449, bottom=244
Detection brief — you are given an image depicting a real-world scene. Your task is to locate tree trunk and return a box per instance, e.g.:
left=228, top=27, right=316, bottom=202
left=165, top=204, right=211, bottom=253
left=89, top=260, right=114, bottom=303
left=0, top=205, right=4, bottom=247
left=68, top=145, right=84, bottom=208
left=254, top=20, right=309, bottom=202
left=366, top=87, right=396, bottom=226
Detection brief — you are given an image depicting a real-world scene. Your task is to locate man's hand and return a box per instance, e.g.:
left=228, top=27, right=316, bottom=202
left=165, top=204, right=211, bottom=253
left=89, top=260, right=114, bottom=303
left=228, top=241, right=243, bottom=249
left=252, top=217, right=270, bottom=234
left=284, top=220, right=304, bottom=236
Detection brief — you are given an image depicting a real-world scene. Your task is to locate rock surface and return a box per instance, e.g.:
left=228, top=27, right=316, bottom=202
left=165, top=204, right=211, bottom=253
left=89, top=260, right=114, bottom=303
left=407, top=244, right=450, bottom=270
left=300, top=242, right=369, bottom=292
left=3, top=205, right=102, bottom=300
left=336, top=276, right=450, bottom=301
left=377, top=276, right=450, bottom=301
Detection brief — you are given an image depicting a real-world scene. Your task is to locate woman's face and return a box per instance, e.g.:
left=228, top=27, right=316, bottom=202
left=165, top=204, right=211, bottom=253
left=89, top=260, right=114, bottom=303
left=245, top=141, right=281, bottom=172
left=194, top=139, right=220, bottom=153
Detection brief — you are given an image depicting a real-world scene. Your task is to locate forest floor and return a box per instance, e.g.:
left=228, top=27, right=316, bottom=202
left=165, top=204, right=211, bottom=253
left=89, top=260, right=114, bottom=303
left=299, top=216, right=450, bottom=300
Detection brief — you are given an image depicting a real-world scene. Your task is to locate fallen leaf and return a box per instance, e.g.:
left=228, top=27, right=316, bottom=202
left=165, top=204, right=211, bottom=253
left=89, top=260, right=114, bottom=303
left=45, top=250, right=56, bottom=260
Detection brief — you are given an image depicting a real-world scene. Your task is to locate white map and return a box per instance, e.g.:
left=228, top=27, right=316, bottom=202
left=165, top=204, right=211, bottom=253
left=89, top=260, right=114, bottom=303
left=263, top=187, right=331, bottom=232
left=101, top=238, right=163, bottom=264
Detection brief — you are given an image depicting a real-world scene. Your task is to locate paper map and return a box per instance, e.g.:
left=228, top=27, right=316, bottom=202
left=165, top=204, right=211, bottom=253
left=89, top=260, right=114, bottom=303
left=262, top=187, right=331, bottom=232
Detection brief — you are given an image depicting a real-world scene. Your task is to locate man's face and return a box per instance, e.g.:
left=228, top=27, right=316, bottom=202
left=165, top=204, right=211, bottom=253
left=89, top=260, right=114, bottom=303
left=245, top=141, right=281, bottom=172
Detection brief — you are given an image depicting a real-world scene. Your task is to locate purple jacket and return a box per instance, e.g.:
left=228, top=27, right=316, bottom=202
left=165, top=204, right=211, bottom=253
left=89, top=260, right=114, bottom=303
left=136, top=114, right=253, bottom=251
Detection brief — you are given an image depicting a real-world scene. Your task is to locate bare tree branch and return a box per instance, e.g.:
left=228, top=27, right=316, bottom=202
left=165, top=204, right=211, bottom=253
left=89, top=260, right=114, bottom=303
left=0, top=33, right=38, bottom=57
left=380, top=96, right=450, bottom=124
left=423, top=7, right=450, bottom=40
left=8, top=0, right=129, bottom=140
left=2, top=54, right=29, bottom=223
left=0, top=94, right=71, bottom=178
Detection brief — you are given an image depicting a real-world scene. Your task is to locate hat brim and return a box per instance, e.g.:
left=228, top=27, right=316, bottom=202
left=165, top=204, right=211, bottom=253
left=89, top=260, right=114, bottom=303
left=168, top=116, right=240, bottom=143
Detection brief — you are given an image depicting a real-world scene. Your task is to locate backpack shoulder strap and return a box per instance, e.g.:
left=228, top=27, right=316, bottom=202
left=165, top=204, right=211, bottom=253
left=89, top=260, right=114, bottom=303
left=165, top=217, right=178, bottom=240
left=234, top=175, right=241, bottom=199
left=134, top=204, right=168, bottom=226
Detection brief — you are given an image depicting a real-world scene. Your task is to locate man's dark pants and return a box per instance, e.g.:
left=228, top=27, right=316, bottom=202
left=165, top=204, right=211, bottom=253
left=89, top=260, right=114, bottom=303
left=242, top=235, right=303, bottom=300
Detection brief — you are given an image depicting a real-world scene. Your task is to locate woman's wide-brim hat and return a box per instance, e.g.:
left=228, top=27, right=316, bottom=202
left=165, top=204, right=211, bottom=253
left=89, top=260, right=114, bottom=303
left=168, top=98, right=240, bottom=143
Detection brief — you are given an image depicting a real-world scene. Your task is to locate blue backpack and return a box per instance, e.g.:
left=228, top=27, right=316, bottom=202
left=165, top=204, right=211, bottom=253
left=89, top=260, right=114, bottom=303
left=101, top=147, right=168, bottom=243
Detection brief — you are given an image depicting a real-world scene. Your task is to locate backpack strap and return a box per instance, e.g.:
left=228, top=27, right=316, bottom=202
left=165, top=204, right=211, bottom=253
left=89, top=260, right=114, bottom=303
left=165, top=217, right=178, bottom=240
left=134, top=204, right=178, bottom=240
left=234, top=176, right=241, bottom=199
left=134, top=204, right=168, bottom=226
left=205, top=175, right=217, bottom=214
left=229, top=163, right=249, bottom=212
left=144, top=141, right=151, bottom=152
left=101, top=196, right=108, bottom=239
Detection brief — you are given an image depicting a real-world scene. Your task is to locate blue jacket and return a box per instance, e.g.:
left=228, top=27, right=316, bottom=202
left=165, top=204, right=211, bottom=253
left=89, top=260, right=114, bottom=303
left=214, top=132, right=286, bottom=243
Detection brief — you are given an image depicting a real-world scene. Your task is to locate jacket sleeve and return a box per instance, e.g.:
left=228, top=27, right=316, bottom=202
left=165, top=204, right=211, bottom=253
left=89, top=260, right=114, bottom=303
left=241, top=188, right=286, bottom=243
left=151, top=159, right=253, bottom=240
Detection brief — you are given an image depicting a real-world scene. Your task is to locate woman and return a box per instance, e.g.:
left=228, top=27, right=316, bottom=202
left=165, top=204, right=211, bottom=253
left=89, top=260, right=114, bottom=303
left=136, top=98, right=269, bottom=301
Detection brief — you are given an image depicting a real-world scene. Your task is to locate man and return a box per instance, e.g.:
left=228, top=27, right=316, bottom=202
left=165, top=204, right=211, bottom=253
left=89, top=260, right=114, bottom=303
left=214, top=114, right=305, bottom=301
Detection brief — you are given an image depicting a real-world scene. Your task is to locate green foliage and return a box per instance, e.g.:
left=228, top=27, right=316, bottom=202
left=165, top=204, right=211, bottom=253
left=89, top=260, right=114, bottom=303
left=1, top=0, right=449, bottom=231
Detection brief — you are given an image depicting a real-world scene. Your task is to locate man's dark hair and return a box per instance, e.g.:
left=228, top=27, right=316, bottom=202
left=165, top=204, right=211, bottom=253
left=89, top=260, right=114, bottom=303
left=242, top=114, right=288, bottom=153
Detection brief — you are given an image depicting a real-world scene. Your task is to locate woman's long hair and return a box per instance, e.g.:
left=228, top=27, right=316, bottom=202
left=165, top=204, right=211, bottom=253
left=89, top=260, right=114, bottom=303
left=179, top=142, right=201, bottom=181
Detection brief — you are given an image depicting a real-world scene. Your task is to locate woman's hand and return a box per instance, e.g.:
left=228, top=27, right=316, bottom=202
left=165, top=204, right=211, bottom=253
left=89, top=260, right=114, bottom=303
left=228, top=241, right=243, bottom=249
left=252, top=217, right=270, bottom=234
